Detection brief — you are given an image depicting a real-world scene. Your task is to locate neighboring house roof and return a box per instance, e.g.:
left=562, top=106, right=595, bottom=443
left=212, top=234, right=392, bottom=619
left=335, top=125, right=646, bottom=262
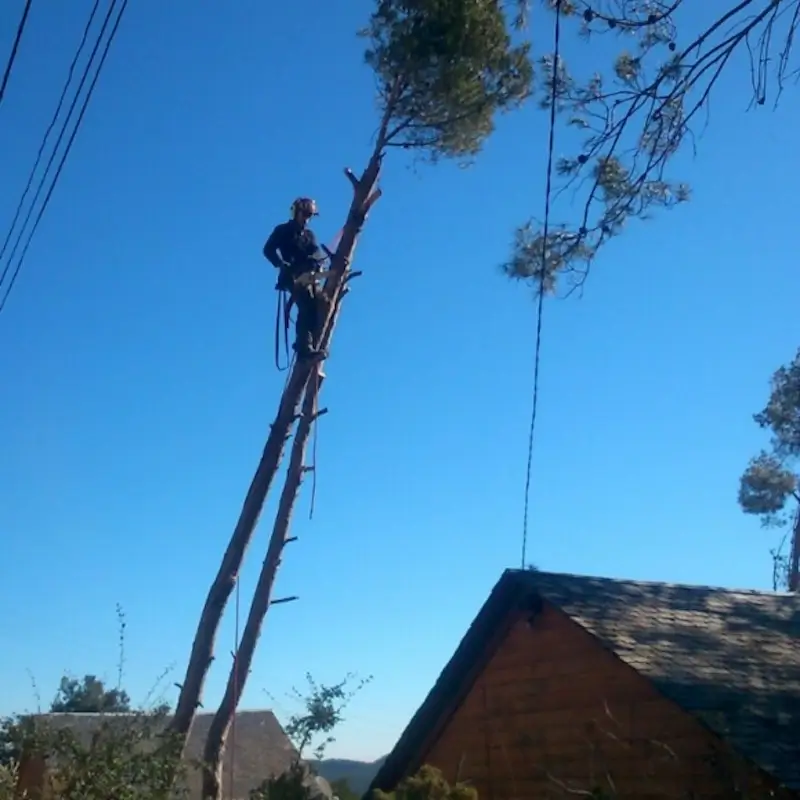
left=369, top=569, right=800, bottom=795
left=32, top=709, right=299, bottom=798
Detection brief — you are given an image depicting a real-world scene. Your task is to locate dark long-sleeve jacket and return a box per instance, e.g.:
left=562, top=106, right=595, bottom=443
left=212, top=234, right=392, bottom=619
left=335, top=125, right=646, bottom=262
left=263, top=220, right=321, bottom=275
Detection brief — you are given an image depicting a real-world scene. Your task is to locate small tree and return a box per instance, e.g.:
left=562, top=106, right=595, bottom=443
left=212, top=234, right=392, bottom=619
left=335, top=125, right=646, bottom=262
left=249, top=674, right=370, bottom=800
left=50, top=674, right=132, bottom=714
left=739, top=347, right=800, bottom=591
left=284, top=672, right=371, bottom=761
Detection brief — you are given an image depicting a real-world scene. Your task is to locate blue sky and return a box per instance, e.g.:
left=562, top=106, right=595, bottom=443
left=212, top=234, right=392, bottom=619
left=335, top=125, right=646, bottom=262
left=0, top=0, right=797, bottom=762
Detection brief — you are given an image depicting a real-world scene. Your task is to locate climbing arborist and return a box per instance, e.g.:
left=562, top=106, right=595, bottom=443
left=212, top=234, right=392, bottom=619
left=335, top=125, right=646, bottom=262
left=263, top=197, right=329, bottom=361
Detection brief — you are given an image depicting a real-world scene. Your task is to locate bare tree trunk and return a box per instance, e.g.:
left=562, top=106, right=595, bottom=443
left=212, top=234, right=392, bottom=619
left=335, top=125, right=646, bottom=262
left=166, top=362, right=313, bottom=741
left=789, top=505, right=799, bottom=593
left=165, top=132, right=388, bottom=776
left=201, top=374, right=325, bottom=800
left=197, top=122, right=395, bottom=798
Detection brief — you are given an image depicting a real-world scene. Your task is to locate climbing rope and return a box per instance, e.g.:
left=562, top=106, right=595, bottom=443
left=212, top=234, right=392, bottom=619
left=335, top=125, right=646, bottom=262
left=309, top=367, right=321, bottom=520
left=229, top=574, right=240, bottom=799
left=521, top=0, right=562, bottom=569
left=274, top=289, right=291, bottom=371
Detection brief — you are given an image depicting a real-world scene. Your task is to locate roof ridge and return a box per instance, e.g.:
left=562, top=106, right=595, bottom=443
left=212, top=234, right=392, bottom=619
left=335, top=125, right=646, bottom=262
left=508, top=567, right=794, bottom=598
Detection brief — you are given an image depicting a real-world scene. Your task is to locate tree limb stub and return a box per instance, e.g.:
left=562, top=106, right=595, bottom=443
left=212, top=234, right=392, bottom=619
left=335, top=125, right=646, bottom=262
left=270, top=596, right=299, bottom=605
left=344, top=167, right=359, bottom=190
left=321, top=143, right=384, bottom=316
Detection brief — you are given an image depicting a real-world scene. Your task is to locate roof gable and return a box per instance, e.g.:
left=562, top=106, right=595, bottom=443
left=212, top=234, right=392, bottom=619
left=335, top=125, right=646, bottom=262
left=369, top=570, right=800, bottom=794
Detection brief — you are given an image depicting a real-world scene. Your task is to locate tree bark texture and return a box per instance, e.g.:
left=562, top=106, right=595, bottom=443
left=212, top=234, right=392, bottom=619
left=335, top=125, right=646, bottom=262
left=201, top=375, right=324, bottom=800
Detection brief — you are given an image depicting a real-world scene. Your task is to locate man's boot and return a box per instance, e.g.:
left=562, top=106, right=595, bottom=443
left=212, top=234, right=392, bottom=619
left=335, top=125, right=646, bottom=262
left=305, top=288, right=329, bottom=360
left=293, top=286, right=327, bottom=362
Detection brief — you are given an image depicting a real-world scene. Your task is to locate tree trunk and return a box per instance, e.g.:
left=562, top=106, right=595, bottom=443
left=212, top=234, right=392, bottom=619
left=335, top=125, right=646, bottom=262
left=789, top=505, right=799, bottom=592
left=166, top=361, right=313, bottom=742
left=201, top=374, right=324, bottom=800
left=165, top=138, right=386, bottom=777
left=197, top=137, right=390, bottom=798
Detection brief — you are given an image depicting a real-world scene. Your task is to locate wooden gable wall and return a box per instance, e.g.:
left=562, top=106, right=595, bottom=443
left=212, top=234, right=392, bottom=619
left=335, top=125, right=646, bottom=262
left=415, top=602, right=796, bottom=800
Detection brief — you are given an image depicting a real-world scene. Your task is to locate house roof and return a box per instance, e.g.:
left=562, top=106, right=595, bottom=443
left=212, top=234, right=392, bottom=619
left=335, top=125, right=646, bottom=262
left=368, top=569, right=800, bottom=795
left=33, top=709, right=298, bottom=799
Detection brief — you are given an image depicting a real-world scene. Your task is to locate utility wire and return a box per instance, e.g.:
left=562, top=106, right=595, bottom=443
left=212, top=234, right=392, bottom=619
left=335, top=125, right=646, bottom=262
left=0, top=0, right=102, bottom=269
left=0, top=0, right=34, bottom=107
left=0, top=0, right=119, bottom=299
left=0, top=0, right=128, bottom=315
left=521, top=0, right=563, bottom=569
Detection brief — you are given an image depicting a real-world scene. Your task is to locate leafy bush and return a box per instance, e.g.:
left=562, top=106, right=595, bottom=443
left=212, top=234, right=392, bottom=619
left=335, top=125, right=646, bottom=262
left=373, top=765, right=477, bottom=800
left=0, top=709, right=187, bottom=800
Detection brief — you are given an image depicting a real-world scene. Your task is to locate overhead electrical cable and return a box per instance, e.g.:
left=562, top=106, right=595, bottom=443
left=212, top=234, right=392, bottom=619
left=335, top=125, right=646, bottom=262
left=0, top=0, right=129, bottom=315
left=520, top=0, right=563, bottom=569
left=0, top=0, right=103, bottom=269
left=0, top=0, right=34, bottom=107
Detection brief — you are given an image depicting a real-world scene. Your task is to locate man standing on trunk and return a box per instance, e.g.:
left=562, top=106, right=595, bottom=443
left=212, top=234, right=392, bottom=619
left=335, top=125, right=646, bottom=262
left=263, top=197, right=328, bottom=361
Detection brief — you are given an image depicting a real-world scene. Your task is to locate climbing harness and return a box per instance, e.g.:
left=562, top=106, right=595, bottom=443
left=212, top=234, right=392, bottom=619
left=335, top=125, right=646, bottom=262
left=272, top=232, right=342, bottom=373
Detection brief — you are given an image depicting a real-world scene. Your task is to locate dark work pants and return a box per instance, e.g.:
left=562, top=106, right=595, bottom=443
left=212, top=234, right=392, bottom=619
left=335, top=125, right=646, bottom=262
left=292, top=282, right=319, bottom=354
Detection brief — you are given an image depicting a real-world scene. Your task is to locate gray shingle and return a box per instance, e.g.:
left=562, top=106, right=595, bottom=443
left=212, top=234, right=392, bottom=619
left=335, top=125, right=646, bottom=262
left=368, top=570, right=800, bottom=798
left=525, top=571, right=800, bottom=790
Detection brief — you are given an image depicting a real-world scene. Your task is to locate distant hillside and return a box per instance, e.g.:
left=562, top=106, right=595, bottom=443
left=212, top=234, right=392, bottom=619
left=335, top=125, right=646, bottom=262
left=312, top=756, right=387, bottom=794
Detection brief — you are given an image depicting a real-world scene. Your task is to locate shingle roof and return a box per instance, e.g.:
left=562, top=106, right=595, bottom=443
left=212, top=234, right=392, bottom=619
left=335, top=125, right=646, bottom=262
left=368, top=570, right=800, bottom=795
left=530, top=571, right=800, bottom=790
left=34, top=709, right=298, bottom=799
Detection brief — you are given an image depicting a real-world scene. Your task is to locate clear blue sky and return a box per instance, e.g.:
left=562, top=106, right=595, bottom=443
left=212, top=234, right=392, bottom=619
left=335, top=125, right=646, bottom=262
left=0, top=0, right=797, bottom=761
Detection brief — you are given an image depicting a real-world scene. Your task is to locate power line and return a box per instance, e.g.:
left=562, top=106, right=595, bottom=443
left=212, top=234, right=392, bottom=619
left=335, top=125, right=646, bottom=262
left=520, top=0, right=563, bottom=569
left=0, top=0, right=102, bottom=268
left=0, top=0, right=128, bottom=315
left=0, top=0, right=34, bottom=107
left=0, top=0, right=116, bottom=294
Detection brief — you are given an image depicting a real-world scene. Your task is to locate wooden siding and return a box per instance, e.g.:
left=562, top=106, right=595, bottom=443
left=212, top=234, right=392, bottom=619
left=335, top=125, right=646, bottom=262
left=420, top=602, right=797, bottom=800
